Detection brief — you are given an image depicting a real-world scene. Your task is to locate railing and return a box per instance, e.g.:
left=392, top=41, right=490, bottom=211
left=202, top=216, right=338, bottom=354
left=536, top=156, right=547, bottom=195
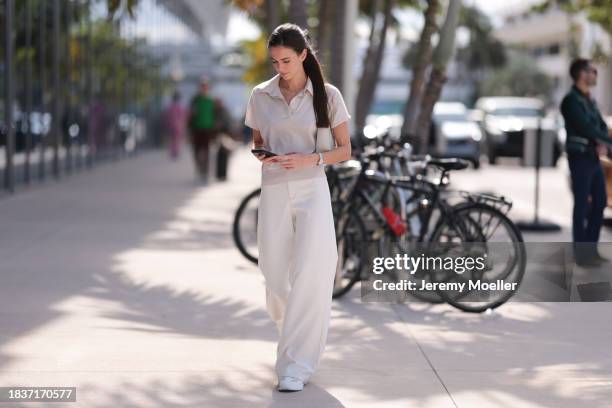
left=1, top=0, right=170, bottom=196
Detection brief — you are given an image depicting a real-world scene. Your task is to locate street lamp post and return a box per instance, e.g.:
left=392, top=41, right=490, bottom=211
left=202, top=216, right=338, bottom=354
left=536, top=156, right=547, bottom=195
left=516, top=120, right=562, bottom=232
left=38, top=0, right=48, bottom=181
left=52, top=0, right=61, bottom=179
left=25, top=0, right=33, bottom=184
left=4, top=0, right=15, bottom=193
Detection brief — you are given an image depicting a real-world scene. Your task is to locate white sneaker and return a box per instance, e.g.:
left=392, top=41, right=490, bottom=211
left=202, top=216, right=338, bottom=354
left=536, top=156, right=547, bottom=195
left=277, top=376, right=304, bottom=392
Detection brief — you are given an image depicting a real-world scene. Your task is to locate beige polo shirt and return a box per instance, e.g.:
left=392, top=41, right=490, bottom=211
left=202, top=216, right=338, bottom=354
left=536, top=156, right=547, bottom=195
left=245, top=74, right=351, bottom=185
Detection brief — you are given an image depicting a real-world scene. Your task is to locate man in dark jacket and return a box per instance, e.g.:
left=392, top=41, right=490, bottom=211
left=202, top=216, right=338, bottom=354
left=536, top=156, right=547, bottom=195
left=560, top=58, right=612, bottom=266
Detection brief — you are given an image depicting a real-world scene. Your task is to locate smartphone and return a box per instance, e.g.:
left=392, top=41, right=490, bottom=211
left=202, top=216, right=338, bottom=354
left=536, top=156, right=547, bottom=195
left=251, top=148, right=277, bottom=158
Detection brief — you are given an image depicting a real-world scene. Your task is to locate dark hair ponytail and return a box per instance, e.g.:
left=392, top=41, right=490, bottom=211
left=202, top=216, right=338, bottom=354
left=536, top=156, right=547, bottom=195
left=569, top=58, right=591, bottom=82
left=268, top=23, right=330, bottom=128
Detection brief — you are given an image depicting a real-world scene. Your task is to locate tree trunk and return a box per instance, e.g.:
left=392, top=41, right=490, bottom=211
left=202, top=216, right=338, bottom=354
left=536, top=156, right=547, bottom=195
left=371, top=0, right=394, bottom=94
left=354, top=0, right=381, bottom=133
left=264, top=0, right=280, bottom=76
left=415, top=68, right=446, bottom=153
left=400, top=0, right=439, bottom=142
left=289, top=0, right=308, bottom=29
left=316, top=0, right=332, bottom=71
left=415, top=0, right=461, bottom=153
left=355, top=0, right=395, bottom=134
left=330, top=0, right=346, bottom=92
left=264, top=0, right=280, bottom=38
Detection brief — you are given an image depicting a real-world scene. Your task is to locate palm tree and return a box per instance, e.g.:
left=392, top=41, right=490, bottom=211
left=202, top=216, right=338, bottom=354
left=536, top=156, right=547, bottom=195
left=316, top=0, right=332, bottom=70
left=415, top=0, right=462, bottom=153
left=288, top=0, right=308, bottom=29
left=330, top=0, right=346, bottom=91
left=107, top=0, right=139, bottom=19
left=457, top=5, right=506, bottom=72
left=263, top=0, right=280, bottom=39
left=264, top=0, right=280, bottom=76
left=354, top=0, right=395, bottom=133
left=400, top=0, right=439, bottom=141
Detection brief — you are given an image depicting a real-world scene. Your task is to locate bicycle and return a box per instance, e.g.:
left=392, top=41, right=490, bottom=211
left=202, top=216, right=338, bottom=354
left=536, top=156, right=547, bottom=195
left=332, top=152, right=526, bottom=312
left=232, top=187, right=260, bottom=265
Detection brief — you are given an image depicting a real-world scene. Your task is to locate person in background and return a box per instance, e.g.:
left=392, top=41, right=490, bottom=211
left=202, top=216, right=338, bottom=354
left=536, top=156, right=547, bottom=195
left=188, top=77, right=218, bottom=182
left=165, top=91, right=187, bottom=160
left=560, top=58, right=612, bottom=267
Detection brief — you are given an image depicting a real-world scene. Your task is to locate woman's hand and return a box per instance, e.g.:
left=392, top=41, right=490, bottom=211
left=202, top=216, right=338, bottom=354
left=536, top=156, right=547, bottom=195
left=254, top=153, right=278, bottom=164
left=275, top=153, right=317, bottom=170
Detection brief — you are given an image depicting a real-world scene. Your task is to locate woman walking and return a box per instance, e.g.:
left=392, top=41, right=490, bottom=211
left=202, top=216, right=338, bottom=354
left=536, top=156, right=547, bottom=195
left=165, top=91, right=187, bottom=160
left=244, top=23, right=351, bottom=392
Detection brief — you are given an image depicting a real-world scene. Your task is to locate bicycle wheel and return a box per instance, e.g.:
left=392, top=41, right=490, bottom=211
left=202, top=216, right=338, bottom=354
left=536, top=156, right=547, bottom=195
left=327, top=161, right=361, bottom=222
left=387, top=214, right=470, bottom=305
left=333, top=209, right=368, bottom=299
left=429, top=203, right=526, bottom=313
left=232, top=188, right=261, bottom=265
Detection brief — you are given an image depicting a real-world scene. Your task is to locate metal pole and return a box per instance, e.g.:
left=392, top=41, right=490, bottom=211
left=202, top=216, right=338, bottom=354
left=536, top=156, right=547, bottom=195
left=4, top=0, right=16, bottom=193
left=121, top=18, right=128, bottom=157
left=534, top=121, right=542, bottom=223
left=516, top=118, right=561, bottom=232
left=133, top=10, right=139, bottom=155
left=75, top=0, right=83, bottom=170
left=86, top=0, right=94, bottom=168
left=38, top=0, right=48, bottom=181
left=52, top=0, right=61, bottom=179
left=113, top=18, right=121, bottom=161
left=25, top=0, right=33, bottom=184
left=128, top=14, right=135, bottom=154
left=65, top=0, right=73, bottom=174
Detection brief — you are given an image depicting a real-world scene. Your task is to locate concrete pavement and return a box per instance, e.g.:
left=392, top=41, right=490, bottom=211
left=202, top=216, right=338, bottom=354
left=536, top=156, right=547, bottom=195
left=0, top=147, right=611, bottom=407
left=451, top=158, right=612, bottom=242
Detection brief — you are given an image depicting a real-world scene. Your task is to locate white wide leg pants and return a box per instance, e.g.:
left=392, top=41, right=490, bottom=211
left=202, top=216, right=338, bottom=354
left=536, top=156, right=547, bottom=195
left=257, top=176, right=338, bottom=383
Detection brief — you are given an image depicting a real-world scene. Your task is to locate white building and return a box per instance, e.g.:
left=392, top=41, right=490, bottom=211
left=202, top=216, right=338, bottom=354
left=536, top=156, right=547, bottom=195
left=494, top=7, right=612, bottom=114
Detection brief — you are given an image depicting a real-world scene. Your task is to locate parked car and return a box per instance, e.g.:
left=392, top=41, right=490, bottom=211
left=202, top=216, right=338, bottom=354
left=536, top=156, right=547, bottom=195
left=364, top=99, right=481, bottom=167
left=429, top=102, right=482, bottom=168
left=363, top=99, right=404, bottom=142
left=474, top=97, right=562, bottom=166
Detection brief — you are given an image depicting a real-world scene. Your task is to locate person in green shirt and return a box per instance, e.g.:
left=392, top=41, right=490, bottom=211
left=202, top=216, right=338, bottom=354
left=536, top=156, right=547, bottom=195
left=188, top=77, right=220, bottom=182
left=560, top=58, right=612, bottom=266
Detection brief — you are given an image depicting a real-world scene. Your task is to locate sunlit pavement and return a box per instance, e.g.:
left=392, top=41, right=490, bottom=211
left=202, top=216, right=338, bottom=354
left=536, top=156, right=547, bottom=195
left=451, top=156, right=612, bottom=242
left=0, top=146, right=610, bottom=407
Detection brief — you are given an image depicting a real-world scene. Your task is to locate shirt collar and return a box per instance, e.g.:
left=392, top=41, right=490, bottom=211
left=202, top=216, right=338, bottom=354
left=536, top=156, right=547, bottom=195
left=261, top=74, right=313, bottom=98
left=572, top=84, right=591, bottom=100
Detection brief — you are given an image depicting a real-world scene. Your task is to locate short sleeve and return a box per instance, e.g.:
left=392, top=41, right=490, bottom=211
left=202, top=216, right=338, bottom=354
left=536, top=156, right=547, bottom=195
left=244, top=90, right=259, bottom=131
left=327, top=84, right=351, bottom=128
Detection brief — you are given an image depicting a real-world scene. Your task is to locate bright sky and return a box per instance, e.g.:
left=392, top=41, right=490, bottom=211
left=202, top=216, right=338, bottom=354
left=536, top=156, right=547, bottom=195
left=471, top=0, right=543, bottom=26
left=117, top=0, right=544, bottom=46
left=223, top=0, right=544, bottom=45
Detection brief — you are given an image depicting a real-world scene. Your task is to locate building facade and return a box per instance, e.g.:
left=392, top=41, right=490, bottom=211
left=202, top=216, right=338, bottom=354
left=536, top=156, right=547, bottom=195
left=495, top=7, right=612, bottom=114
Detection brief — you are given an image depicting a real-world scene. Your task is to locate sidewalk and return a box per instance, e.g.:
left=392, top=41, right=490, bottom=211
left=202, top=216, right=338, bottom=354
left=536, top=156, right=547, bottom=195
left=451, top=159, right=612, bottom=243
left=0, top=147, right=610, bottom=407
